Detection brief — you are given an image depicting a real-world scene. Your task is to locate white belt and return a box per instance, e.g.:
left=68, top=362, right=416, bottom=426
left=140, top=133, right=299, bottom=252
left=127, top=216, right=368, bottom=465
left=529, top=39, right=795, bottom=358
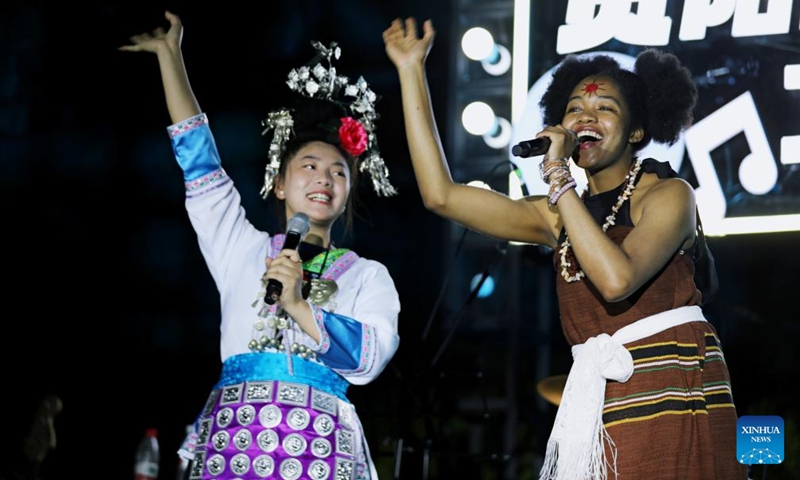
left=539, top=305, right=707, bottom=480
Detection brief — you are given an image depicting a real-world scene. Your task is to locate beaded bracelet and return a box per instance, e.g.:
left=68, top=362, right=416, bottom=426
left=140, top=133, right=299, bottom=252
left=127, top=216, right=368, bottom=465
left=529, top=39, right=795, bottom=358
left=549, top=178, right=577, bottom=206
left=546, top=167, right=572, bottom=186
left=539, top=157, right=571, bottom=184
left=539, top=161, right=567, bottom=183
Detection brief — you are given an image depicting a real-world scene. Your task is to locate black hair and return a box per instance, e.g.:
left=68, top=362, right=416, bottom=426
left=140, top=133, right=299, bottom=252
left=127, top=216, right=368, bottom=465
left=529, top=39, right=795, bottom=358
left=539, top=48, right=697, bottom=152
left=273, top=96, right=359, bottom=237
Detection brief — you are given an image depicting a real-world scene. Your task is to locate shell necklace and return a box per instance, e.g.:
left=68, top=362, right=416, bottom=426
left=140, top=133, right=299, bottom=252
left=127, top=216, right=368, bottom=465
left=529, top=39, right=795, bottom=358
left=559, top=158, right=642, bottom=282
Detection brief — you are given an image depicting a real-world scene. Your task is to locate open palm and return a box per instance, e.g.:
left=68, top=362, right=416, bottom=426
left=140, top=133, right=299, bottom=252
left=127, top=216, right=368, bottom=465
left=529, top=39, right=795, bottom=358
left=383, top=17, right=435, bottom=71
left=118, top=10, right=183, bottom=55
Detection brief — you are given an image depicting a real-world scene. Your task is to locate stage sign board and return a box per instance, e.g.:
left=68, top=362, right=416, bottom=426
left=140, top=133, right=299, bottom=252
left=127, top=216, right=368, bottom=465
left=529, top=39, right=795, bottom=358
left=510, top=0, right=800, bottom=236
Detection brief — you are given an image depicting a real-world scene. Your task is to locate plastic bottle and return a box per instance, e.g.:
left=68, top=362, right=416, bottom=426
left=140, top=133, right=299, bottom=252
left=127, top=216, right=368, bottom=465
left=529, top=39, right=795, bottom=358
left=134, top=427, right=160, bottom=480
left=175, top=424, right=194, bottom=480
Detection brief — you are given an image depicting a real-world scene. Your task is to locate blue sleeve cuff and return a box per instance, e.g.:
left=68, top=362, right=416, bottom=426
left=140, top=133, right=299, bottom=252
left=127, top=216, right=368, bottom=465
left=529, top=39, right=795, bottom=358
left=312, top=310, right=375, bottom=373
left=167, top=113, right=222, bottom=181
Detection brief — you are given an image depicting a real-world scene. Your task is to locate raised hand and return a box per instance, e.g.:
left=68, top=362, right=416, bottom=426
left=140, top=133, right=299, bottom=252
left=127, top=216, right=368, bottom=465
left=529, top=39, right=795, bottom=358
left=118, top=10, right=183, bottom=55
left=383, top=17, right=435, bottom=71
left=118, top=9, right=199, bottom=124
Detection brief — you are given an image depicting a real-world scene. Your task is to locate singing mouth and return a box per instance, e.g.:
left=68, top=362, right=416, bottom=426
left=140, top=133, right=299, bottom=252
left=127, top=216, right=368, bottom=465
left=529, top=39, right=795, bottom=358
left=307, top=193, right=332, bottom=203
left=577, top=130, right=603, bottom=143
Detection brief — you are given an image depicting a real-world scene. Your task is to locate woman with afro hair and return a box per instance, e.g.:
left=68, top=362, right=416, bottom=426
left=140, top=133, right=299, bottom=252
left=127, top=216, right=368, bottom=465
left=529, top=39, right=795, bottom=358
left=385, top=17, right=746, bottom=480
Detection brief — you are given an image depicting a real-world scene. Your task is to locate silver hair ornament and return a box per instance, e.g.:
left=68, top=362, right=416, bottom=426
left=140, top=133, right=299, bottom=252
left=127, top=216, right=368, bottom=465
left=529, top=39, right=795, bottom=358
left=260, top=40, right=398, bottom=198
left=260, top=109, right=294, bottom=199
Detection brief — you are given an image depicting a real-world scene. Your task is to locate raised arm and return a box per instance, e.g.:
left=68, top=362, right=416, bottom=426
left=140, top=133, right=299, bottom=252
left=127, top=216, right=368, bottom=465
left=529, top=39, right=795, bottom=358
left=118, top=10, right=200, bottom=124
left=383, top=18, right=558, bottom=247
left=119, top=11, right=265, bottom=291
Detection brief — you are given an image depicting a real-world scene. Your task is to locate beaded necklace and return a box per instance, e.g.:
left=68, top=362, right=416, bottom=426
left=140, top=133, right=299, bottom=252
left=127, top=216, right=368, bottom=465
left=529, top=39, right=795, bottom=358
left=559, top=158, right=642, bottom=283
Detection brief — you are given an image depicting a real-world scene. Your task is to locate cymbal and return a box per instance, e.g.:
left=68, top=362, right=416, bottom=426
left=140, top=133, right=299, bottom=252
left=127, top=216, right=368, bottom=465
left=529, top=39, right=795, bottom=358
left=536, top=374, right=568, bottom=406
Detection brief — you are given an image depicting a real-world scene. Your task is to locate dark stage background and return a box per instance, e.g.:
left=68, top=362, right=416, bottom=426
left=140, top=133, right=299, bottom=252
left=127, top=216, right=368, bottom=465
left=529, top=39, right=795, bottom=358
left=2, top=1, right=799, bottom=479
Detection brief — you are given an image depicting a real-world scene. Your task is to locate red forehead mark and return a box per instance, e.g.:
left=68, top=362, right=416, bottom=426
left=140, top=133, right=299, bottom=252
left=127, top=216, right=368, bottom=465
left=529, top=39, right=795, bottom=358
left=582, top=80, right=604, bottom=96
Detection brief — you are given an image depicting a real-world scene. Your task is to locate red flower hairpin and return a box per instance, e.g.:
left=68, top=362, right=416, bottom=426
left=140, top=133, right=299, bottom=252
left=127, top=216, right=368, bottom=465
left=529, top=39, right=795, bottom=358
left=338, top=117, right=368, bottom=157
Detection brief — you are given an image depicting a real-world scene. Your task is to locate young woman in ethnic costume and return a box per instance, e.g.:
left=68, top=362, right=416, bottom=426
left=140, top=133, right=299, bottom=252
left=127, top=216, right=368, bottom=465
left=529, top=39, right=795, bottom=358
left=121, top=11, right=401, bottom=480
left=383, top=17, right=746, bottom=480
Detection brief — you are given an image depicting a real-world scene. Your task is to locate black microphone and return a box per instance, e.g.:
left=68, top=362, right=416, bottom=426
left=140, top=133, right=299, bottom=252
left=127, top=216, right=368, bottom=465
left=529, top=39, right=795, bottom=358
left=265, top=212, right=311, bottom=305
left=511, top=137, right=551, bottom=158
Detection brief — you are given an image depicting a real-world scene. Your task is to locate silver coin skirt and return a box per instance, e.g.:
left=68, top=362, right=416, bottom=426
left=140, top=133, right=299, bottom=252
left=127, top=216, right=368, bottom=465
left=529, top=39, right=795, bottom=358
left=185, top=352, right=369, bottom=480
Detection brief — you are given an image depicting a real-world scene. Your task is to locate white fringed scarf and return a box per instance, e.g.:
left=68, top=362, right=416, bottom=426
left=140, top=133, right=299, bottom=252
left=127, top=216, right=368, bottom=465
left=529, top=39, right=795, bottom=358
left=539, top=305, right=707, bottom=480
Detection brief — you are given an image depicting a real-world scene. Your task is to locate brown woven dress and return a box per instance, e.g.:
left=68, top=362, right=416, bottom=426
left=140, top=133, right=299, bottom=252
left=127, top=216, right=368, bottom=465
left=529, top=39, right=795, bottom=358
left=552, top=159, right=747, bottom=479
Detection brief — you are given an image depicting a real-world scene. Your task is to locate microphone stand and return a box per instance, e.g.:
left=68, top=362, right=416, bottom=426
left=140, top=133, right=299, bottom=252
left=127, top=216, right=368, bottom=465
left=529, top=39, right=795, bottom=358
left=421, top=158, right=518, bottom=343
left=430, top=242, right=507, bottom=368
left=420, top=226, right=469, bottom=341
left=393, top=159, right=521, bottom=479
left=393, top=241, right=512, bottom=479
left=429, top=242, right=511, bottom=478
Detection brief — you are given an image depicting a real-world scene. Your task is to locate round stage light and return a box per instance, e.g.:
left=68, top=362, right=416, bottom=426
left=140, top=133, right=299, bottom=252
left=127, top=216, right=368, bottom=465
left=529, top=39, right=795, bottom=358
left=462, top=101, right=495, bottom=136
left=461, top=27, right=495, bottom=61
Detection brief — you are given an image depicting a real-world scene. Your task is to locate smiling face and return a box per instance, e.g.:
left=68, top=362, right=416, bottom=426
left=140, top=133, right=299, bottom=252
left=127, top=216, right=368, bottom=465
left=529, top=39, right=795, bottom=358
left=274, top=141, right=352, bottom=235
left=562, top=75, right=643, bottom=174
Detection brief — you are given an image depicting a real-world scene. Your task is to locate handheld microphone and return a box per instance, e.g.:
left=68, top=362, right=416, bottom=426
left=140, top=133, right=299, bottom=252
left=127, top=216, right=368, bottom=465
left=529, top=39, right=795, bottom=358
left=511, top=137, right=551, bottom=158
left=265, top=212, right=311, bottom=305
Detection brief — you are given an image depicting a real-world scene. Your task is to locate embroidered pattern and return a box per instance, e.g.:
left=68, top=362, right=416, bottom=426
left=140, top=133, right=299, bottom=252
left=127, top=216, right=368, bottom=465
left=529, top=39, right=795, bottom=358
left=337, top=324, right=376, bottom=377
left=312, top=305, right=330, bottom=354
left=168, top=112, right=209, bottom=137
left=322, top=251, right=359, bottom=280
left=185, top=168, right=229, bottom=192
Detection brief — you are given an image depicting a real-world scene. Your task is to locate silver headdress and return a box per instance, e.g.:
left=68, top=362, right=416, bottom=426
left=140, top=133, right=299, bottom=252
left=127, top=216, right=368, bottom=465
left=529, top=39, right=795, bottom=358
left=260, top=41, right=398, bottom=199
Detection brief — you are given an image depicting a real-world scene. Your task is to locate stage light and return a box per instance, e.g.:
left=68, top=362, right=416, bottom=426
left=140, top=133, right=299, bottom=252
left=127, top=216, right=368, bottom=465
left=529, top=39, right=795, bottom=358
left=483, top=116, right=512, bottom=149
left=462, top=101, right=495, bottom=136
left=470, top=273, right=495, bottom=298
left=466, top=180, right=492, bottom=190
left=462, top=27, right=495, bottom=60
left=461, top=27, right=511, bottom=76
left=462, top=101, right=513, bottom=149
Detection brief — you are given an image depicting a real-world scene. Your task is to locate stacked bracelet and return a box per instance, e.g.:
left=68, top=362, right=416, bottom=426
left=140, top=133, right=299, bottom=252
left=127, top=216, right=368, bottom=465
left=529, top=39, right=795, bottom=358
left=540, top=157, right=576, bottom=206
left=549, top=178, right=577, bottom=206
left=539, top=157, right=571, bottom=183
